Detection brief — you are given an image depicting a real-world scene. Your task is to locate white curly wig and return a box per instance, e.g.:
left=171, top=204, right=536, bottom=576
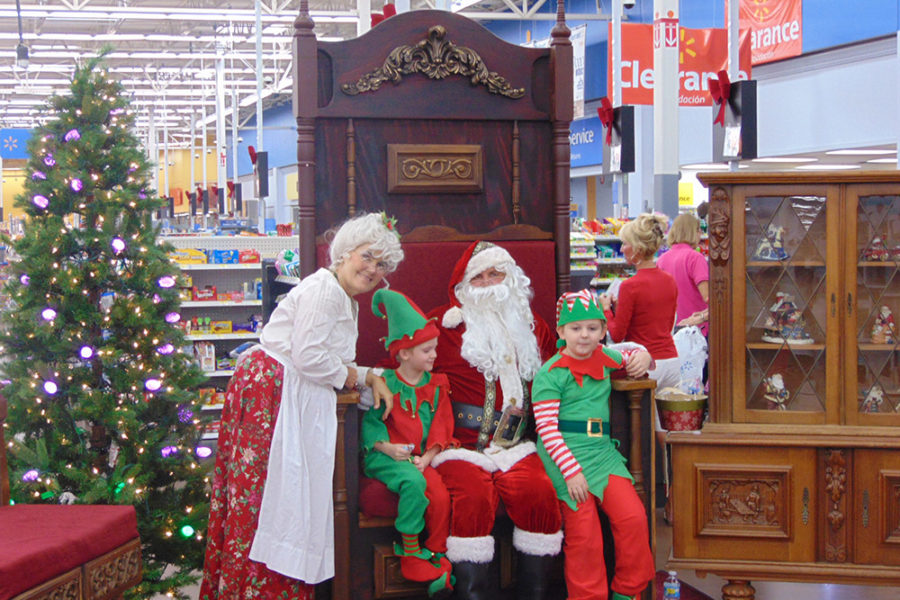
left=328, top=212, right=404, bottom=273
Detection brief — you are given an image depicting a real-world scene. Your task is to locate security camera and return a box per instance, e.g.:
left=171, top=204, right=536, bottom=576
left=237, top=136, right=244, bottom=143
left=263, top=75, right=273, bottom=85
left=623, top=0, right=636, bottom=8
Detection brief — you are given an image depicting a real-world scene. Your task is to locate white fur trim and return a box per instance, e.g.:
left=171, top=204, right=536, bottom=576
left=482, top=440, right=536, bottom=472
left=431, top=447, right=499, bottom=473
left=442, top=306, right=464, bottom=329
left=512, top=527, right=563, bottom=557
left=463, top=245, right=514, bottom=283
left=446, top=535, right=495, bottom=564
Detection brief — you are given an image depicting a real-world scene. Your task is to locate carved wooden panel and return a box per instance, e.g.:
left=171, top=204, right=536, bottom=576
left=819, top=448, right=851, bottom=562
left=854, top=449, right=900, bottom=566
left=708, top=187, right=731, bottom=267
left=386, top=143, right=483, bottom=194
left=373, top=544, right=428, bottom=599
left=14, top=568, right=81, bottom=600
left=880, top=471, right=900, bottom=545
left=697, top=465, right=791, bottom=539
left=84, top=538, right=142, bottom=599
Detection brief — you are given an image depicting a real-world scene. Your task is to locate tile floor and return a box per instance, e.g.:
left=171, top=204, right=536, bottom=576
left=160, top=510, right=900, bottom=599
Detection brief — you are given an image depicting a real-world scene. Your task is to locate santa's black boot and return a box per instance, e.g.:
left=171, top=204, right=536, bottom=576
left=451, top=561, right=492, bottom=600
left=514, top=552, right=555, bottom=600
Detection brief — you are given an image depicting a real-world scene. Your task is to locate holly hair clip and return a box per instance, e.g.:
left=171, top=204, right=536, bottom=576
left=381, top=211, right=400, bottom=238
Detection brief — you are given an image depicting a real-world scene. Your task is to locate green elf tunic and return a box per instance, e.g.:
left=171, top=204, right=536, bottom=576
left=532, top=346, right=633, bottom=510
left=361, top=370, right=457, bottom=535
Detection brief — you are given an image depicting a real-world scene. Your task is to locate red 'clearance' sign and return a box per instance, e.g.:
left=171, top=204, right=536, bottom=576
left=738, top=0, right=802, bottom=65
left=609, top=23, right=752, bottom=107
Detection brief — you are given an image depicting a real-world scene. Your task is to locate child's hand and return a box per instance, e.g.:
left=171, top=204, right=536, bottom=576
left=375, top=441, right=413, bottom=461
left=343, top=366, right=359, bottom=390
left=566, top=472, right=590, bottom=505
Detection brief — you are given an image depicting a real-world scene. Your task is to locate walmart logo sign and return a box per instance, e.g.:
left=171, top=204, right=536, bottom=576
left=0, top=129, right=32, bottom=160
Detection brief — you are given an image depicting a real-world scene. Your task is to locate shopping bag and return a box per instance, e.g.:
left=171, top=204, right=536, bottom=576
left=673, top=325, right=707, bottom=395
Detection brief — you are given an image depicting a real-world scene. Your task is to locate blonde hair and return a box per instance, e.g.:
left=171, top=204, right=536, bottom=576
left=619, top=213, right=668, bottom=261
left=328, top=212, right=404, bottom=273
left=667, top=213, right=701, bottom=247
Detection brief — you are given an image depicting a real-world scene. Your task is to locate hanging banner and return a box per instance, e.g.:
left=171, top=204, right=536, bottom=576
left=610, top=23, right=752, bottom=107
left=572, top=24, right=587, bottom=119
left=738, top=0, right=802, bottom=65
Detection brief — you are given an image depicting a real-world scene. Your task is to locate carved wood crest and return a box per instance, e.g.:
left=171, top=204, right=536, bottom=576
left=342, top=25, right=525, bottom=98
left=387, top=144, right=483, bottom=193
left=708, top=188, right=731, bottom=266
left=698, top=467, right=790, bottom=538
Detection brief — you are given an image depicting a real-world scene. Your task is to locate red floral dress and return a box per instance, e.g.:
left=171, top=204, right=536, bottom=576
left=199, top=348, right=315, bottom=600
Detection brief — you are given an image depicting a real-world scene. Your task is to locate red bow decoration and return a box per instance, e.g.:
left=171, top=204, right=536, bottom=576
left=371, top=3, right=396, bottom=27
left=597, top=97, right=614, bottom=146
left=247, top=145, right=257, bottom=165
left=708, top=69, right=731, bottom=127
left=227, top=181, right=235, bottom=198
left=195, top=186, right=203, bottom=201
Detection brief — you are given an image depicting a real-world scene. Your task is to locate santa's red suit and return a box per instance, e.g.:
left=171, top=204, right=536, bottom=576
left=426, top=241, right=563, bottom=600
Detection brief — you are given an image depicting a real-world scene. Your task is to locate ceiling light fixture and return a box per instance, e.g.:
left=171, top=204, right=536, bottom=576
left=825, top=149, right=896, bottom=156
left=866, top=158, right=898, bottom=164
left=751, top=157, right=818, bottom=163
left=14, top=0, right=28, bottom=70
left=795, top=164, right=860, bottom=171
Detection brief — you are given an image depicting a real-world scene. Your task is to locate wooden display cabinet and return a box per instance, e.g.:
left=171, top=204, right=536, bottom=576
left=668, top=172, right=900, bottom=599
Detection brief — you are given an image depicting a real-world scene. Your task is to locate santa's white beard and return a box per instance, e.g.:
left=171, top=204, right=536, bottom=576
left=456, top=280, right=542, bottom=384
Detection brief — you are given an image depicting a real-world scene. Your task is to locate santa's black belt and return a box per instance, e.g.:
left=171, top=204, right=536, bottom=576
left=557, top=418, right=609, bottom=437
left=454, top=403, right=500, bottom=433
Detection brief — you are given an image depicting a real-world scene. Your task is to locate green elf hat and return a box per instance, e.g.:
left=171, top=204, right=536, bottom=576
left=372, top=288, right=439, bottom=359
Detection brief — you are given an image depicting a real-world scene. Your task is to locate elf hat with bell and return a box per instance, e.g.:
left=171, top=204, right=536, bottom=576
left=556, top=289, right=606, bottom=327
left=372, top=288, right=439, bottom=359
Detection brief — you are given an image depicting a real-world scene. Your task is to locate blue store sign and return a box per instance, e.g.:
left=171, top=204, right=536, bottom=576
left=569, top=116, right=603, bottom=168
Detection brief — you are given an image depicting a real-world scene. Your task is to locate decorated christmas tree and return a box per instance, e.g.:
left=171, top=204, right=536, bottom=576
left=0, top=53, right=210, bottom=599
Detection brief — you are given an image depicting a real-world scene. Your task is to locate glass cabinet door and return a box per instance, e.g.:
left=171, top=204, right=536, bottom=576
left=736, top=188, right=836, bottom=424
left=847, top=187, right=900, bottom=426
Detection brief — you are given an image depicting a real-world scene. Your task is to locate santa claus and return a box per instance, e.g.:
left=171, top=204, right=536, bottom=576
left=428, top=241, right=650, bottom=600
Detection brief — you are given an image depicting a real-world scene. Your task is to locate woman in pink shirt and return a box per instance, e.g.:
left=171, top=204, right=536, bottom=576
left=657, top=213, right=709, bottom=336
left=598, top=213, right=680, bottom=390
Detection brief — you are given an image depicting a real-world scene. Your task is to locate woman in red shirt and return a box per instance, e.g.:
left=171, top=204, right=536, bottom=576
left=599, top=213, right=679, bottom=390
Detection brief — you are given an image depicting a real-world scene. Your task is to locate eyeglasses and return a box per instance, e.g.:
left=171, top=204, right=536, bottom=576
left=359, top=250, right=390, bottom=273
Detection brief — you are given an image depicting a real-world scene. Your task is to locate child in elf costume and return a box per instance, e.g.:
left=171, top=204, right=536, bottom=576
left=362, top=288, right=459, bottom=598
left=531, top=290, right=655, bottom=600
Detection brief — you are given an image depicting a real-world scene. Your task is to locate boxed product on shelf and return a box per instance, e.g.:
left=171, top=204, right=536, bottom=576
left=210, top=320, right=233, bottom=334
left=210, top=249, right=239, bottom=264
left=239, top=249, right=261, bottom=263
left=170, top=248, right=208, bottom=264
left=192, top=285, right=217, bottom=301
left=194, top=341, right=216, bottom=371
left=216, top=357, right=235, bottom=371
left=197, top=387, right=218, bottom=405
left=178, top=288, right=193, bottom=302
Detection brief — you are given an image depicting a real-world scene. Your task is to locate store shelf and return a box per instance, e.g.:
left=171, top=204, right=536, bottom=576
left=177, top=263, right=262, bottom=271
left=187, top=332, right=260, bottom=341
left=571, top=267, right=597, bottom=274
left=593, top=235, right=621, bottom=242
left=182, top=300, right=262, bottom=308
left=201, top=404, right=224, bottom=411
left=597, top=258, right=627, bottom=265
left=201, top=432, right=219, bottom=440
left=201, top=370, right=235, bottom=377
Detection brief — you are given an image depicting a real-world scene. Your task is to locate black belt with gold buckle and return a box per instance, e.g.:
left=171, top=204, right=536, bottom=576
left=454, top=402, right=500, bottom=433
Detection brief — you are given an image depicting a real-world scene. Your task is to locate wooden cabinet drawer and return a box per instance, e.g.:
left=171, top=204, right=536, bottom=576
left=853, top=449, right=900, bottom=566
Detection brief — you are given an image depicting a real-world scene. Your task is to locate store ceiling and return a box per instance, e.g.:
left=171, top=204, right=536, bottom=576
left=2, top=2, right=896, bottom=170
left=0, top=0, right=527, bottom=148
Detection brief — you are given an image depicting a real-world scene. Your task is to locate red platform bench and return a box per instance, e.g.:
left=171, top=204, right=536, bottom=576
left=0, top=396, right=142, bottom=600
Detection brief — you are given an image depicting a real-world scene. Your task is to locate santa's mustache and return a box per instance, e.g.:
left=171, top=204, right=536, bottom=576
left=458, top=282, right=511, bottom=306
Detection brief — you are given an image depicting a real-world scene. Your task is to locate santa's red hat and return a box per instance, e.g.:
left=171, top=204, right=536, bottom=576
left=443, top=240, right=515, bottom=328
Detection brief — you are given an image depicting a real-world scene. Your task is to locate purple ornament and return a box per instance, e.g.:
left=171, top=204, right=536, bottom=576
left=110, top=237, right=126, bottom=254
left=64, top=129, right=81, bottom=142
left=22, top=469, right=40, bottom=482
left=41, top=308, right=57, bottom=321
left=32, top=195, right=50, bottom=209
left=157, top=276, right=176, bottom=289
left=138, top=192, right=147, bottom=200
left=160, top=445, right=178, bottom=458
left=43, top=154, right=55, bottom=167
left=144, top=378, right=162, bottom=392
left=19, top=274, right=30, bottom=286
left=178, top=406, right=194, bottom=423
left=31, top=171, right=46, bottom=181
left=79, top=346, right=94, bottom=359
left=195, top=446, right=213, bottom=459
left=43, top=380, right=58, bottom=395
left=164, top=312, right=180, bottom=324
left=70, top=178, right=83, bottom=192
left=156, top=343, right=175, bottom=355
left=152, top=294, right=162, bottom=304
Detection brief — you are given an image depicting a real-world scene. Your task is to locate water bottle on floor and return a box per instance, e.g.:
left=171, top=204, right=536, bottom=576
left=663, top=570, right=680, bottom=600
